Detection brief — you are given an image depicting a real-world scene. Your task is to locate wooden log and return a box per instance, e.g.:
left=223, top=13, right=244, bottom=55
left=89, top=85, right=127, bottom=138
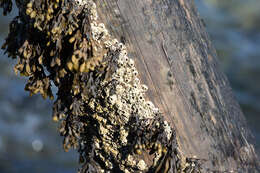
left=1, top=0, right=259, bottom=172
left=94, top=0, right=259, bottom=172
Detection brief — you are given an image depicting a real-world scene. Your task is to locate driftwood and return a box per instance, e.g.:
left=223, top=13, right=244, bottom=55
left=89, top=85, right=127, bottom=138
left=95, top=0, right=259, bottom=172
left=1, top=0, right=259, bottom=172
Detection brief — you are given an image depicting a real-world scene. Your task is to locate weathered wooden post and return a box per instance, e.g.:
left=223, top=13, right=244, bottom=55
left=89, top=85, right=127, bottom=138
left=1, top=0, right=259, bottom=172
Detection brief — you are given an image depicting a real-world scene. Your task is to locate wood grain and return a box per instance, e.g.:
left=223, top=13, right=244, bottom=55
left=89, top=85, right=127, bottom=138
left=95, top=0, right=259, bottom=172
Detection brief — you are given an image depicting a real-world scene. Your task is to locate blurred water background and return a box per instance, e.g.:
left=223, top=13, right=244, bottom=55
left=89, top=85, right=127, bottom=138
left=0, top=0, right=259, bottom=172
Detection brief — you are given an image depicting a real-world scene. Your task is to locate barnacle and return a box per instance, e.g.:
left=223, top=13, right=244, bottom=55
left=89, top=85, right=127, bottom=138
left=1, top=0, right=202, bottom=172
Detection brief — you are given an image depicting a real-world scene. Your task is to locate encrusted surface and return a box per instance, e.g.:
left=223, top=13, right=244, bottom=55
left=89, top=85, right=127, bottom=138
left=1, top=0, right=203, bottom=172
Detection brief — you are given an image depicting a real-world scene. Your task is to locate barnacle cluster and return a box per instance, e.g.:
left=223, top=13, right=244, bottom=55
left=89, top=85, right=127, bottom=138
left=1, top=0, right=202, bottom=172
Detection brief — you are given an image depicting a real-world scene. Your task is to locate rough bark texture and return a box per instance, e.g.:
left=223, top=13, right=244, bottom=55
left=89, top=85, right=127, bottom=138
left=94, top=0, right=259, bottom=172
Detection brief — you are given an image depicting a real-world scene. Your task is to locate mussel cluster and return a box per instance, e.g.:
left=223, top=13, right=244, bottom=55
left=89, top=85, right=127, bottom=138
left=1, top=0, right=202, bottom=172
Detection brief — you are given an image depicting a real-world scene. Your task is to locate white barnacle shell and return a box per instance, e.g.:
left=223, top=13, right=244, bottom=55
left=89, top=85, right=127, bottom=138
left=123, top=56, right=129, bottom=63
left=120, top=128, right=128, bottom=145
left=91, top=25, right=102, bottom=41
left=146, top=101, right=154, bottom=109
left=75, top=0, right=83, bottom=4
left=163, top=121, right=172, bottom=140
left=110, top=45, right=117, bottom=51
left=125, top=72, right=132, bottom=79
left=108, top=95, right=117, bottom=105
left=152, top=107, right=160, bottom=113
left=141, top=84, right=148, bottom=92
left=117, top=58, right=125, bottom=67
left=133, top=77, right=140, bottom=85
left=97, top=24, right=108, bottom=38
left=115, top=85, right=124, bottom=94
left=128, top=58, right=134, bottom=67
left=124, top=77, right=131, bottom=83
left=115, top=67, right=125, bottom=76
left=118, top=43, right=126, bottom=50
left=98, top=23, right=105, bottom=29
left=121, top=49, right=127, bottom=56
left=132, top=70, right=138, bottom=76
left=138, top=94, right=145, bottom=102
left=130, top=87, right=139, bottom=96
left=129, top=96, right=136, bottom=104
left=111, top=38, right=119, bottom=45
left=115, top=100, right=124, bottom=110
left=117, top=76, right=125, bottom=83
left=153, top=152, right=162, bottom=166
left=104, top=40, right=113, bottom=48
left=118, top=52, right=126, bottom=60
left=124, top=169, right=131, bottom=173
left=137, top=160, right=147, bottom=171
left=89, top=4, right=98, bottom=20
left=94, top=140, right=100, bottom=149
left=133, top=83, right=138, bottom=89
left=99, top=124, right=108, bottom=135
left=126, top=155, right=136, bottom=166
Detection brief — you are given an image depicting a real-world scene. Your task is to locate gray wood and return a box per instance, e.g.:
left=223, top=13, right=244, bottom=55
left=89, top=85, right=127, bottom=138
left=94, top=0, right=259, bottom=172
